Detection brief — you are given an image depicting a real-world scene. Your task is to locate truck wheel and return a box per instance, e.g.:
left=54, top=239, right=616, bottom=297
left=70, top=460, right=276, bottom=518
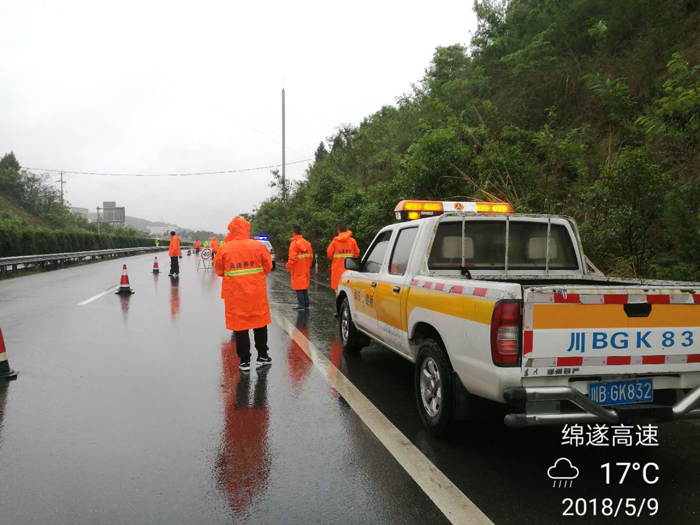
left=272, top=262, right=276, bottom=270
left=415, top=339, right=454, bottom=436
left=339, top=297, right=364, bottom=354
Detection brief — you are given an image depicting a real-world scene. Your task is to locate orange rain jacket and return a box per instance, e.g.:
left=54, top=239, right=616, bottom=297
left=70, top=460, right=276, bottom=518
left=168, top=235, right=182, bottom=257
left=214, top=217, right=273, bottom=331
left=326, top=230, right=360, bottom=290
left=211, top=237, right=220, bottom=253
left=193, top=240, right=201, bottom=249
left=286, top=235, right=313, bottom=290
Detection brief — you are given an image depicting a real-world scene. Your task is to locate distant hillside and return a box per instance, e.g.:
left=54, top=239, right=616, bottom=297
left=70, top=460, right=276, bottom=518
left=85, top=212, right=225, bottom=241
left=87, top=213, right=177, bottom=231
left=0, top=193, right=43, bottom=226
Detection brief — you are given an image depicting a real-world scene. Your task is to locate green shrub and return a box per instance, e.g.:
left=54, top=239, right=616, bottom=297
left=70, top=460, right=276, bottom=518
left=0, top=226, right=157, bottom=257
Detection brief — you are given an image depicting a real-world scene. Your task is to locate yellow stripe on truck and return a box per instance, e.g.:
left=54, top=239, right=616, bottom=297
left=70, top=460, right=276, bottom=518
left=533, top=304, right=700, bottom=330
left=407, top=288, right=495, bottom=326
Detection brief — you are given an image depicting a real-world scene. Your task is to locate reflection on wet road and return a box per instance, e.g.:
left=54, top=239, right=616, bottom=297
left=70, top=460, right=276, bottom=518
left=217, top=338, right=271, bottom=517
left=170, top=276, right=180, bottom=321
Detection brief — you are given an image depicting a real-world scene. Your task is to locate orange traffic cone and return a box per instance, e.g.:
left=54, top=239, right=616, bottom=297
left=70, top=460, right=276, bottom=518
left=115, top=264, right=135, bottom=295
left=152, top=257, right=160, bottom=273
left=0, top=328, right=18, bottom=381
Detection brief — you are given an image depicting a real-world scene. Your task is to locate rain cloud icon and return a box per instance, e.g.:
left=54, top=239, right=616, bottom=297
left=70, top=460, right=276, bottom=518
left=547, top=458, right=579, bottom=488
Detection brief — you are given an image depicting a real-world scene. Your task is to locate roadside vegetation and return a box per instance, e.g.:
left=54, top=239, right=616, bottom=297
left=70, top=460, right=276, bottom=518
left=252, top=0, right=700, bottom=280
left=0, top=152, right=156, bottom=257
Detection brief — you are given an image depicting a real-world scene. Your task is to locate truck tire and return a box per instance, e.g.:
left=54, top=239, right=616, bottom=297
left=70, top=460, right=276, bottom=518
left=339, top=297, right=365, bottom=354
left=415, top=339, right=454, bottom=436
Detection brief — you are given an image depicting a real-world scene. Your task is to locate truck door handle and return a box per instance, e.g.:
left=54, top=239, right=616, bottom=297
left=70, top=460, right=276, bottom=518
left=371, top=282, right=377, bottom=288
left=393, top=286, right=401, bottom=294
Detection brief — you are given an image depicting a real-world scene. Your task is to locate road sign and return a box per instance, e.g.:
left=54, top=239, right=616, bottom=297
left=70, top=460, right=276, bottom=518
left=102, top=207, right=125, bottom=223
left=198, top=248, right=212, bottom=270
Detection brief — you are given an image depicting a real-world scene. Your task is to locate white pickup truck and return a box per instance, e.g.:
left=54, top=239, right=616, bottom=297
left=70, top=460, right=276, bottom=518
left=336, top=200, right=700, bottom=435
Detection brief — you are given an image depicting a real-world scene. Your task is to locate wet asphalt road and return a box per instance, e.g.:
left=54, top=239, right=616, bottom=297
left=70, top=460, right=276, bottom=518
left=0, top=252, right=698, bottom=524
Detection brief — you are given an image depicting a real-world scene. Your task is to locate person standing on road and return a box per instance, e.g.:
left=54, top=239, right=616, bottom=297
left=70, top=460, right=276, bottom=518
left=286, top=226, right=313, bottom=311
left=204, top=239, right=209, bottom=248
left=326, top=223, right=360, bottom=294
left=155, top=239, right=160, bottom=247
left=214, top=216, right=273, bottom=372
left=194, top=240, right=201, bottom=254
left=168, top=231, right=182, bottom=276
left=211, top=236, right=220, bottom=260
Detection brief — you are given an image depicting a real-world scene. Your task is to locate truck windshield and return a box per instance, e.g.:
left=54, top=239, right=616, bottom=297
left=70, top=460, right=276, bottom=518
left=428, top=220, right=579, bottom=270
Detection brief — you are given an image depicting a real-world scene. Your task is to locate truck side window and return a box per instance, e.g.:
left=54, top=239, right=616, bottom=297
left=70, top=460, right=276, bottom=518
left=361, top=231, right=392, bottom=273
left=388, top=227, right=419, bottom=275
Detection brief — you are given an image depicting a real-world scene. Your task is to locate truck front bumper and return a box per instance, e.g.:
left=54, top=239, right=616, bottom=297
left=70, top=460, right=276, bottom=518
left=503, top=383, right=700, bottom=428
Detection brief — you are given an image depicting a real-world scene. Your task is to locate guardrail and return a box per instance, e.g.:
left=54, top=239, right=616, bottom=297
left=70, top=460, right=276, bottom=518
left=0, top=246, right=168, bottom=277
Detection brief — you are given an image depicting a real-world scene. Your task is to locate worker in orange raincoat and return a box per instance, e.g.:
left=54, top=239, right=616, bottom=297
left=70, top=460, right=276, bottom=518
left=168, top=230, right=182, bottom=276
left=326, top=223, right=360, bottom=292
left=286, top=225, right=313, bottom=311
left=210, top=237, right=220, bottom=259
left=193, top=240, right=201, bottom=254
left=214, top=216, right=273, bottom=372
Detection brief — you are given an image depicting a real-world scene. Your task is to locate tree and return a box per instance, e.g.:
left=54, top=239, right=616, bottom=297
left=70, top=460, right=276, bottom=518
left=0, top=152, right=20, bottom=171
left=581, top=150, right=667, bottom=275
left=314, top=142, right=328, bottom=162
left=637, top=53, right=700, bottom=154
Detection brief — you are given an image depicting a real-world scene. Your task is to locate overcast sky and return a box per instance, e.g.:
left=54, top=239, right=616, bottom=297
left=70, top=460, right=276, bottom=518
left=1, top=0, right=477, bottom=233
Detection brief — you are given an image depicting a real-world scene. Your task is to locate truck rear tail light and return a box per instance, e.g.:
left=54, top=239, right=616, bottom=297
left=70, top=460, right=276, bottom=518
left=491, top=301, right=521, bottom=366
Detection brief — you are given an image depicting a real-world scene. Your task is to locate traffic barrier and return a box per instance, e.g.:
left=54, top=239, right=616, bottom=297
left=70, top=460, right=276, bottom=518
left=152, top=257, right=160, bottom=273
left=115, top=264, right=135, bottom=295
left=0, top=328, right=18, bottom=381
left=187, top=250, right=191, bottom=256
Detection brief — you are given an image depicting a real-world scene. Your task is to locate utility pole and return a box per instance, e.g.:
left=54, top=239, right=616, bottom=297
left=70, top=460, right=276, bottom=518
left=57, top=171, right=65, bottom=205
left=281, top=87, right=286, bottom=202
left=96, top=206, right=101, bottom=235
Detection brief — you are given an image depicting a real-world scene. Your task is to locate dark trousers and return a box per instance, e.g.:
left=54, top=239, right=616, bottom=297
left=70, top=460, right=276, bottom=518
left=233, top=326, right=269, bottom=361
left=295, top=289, right=310, bottom=308
left=170, top=256, right=179, bottom=274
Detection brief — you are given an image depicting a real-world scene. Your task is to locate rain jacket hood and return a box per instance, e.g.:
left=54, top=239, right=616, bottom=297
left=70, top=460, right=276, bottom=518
left=333, top=230, right=354, bottom=242
left=227, top=216, right=251, bottom=241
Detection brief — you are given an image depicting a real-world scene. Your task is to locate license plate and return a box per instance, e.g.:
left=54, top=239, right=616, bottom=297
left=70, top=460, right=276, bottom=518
left=588, top=379, right=653, bottom=406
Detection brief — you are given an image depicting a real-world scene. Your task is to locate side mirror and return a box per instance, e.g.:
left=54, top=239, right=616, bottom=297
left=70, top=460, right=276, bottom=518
left=344, top=258, right=361, bottom=271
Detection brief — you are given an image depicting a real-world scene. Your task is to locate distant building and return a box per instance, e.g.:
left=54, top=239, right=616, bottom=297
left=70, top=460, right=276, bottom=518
left=69, top=207, right=89, bottom=220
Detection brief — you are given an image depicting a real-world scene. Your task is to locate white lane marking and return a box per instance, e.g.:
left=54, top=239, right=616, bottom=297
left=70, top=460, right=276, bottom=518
left=78, top=285, right=120, bottom=306
left=270, top=306, right=493, bottom=525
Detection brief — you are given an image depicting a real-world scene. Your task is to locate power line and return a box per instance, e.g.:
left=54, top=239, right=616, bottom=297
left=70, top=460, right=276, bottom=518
left=26, top=158, right=312, bottom=178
